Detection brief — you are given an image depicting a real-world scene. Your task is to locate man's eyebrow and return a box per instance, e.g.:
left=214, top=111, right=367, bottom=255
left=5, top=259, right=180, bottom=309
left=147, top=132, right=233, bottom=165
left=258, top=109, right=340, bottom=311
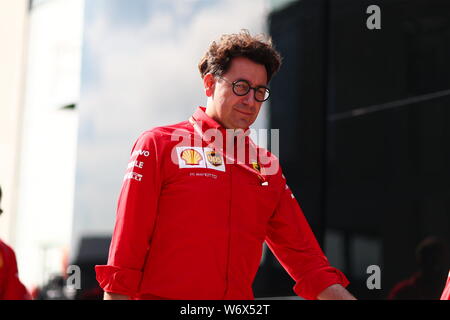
left=235, top=78, right=268, bottom=88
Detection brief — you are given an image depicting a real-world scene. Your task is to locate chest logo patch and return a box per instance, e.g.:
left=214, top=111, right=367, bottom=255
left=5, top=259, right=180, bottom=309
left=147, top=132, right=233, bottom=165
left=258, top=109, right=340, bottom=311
left=181, top=149, right=203, bottom=165
left=205, top=151, right=223, bottom=167
left=203, top=147, right=225, bottom=172
left=176, top=147, right=225, bottom=172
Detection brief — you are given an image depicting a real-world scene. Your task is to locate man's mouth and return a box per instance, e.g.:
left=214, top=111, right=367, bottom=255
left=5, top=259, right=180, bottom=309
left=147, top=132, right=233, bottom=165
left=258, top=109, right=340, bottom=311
left=235, top=109, right=253, bottom=116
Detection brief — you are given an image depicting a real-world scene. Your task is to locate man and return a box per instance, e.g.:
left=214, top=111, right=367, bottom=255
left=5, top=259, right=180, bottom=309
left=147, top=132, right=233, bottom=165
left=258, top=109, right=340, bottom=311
left=0, top=186, right=31, bottom=300
left=96, top=30, right=355, bottom=300
left=388, top=237, right=449, bottom=300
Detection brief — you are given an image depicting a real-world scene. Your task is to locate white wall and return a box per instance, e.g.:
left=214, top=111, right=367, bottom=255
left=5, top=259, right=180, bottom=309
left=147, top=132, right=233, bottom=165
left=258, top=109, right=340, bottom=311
left=0, top=0, right=28, bottom=244
left=14, top=0, right=84, bottom=289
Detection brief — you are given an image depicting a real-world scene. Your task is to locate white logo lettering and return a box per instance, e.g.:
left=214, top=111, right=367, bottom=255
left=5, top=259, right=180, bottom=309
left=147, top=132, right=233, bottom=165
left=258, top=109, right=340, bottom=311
left=366, top=265, right=381, bottom=289
left=257, top=129, right=279, bottom=176
left=127, top=160, right=144, bottom=169
left=66, top=265, right=81, bottom=290
left=366, top=5, right=381, bottom=30
left=124, top=172, right=143, bottom=182
left=132, top=149, right=150, bottom=157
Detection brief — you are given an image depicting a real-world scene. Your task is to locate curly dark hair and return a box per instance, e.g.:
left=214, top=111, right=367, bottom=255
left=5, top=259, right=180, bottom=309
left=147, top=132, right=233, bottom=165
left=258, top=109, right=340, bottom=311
left=198, top=30, right=282, bottom=83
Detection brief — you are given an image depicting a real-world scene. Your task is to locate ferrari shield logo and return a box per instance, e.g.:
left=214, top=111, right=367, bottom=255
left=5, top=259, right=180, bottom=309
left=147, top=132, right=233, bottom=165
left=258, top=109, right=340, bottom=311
left=252, top=161, right=261, bottom=173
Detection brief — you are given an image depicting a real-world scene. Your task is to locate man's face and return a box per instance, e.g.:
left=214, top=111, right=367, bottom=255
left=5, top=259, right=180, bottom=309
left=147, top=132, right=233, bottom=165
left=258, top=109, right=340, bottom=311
left=205, top=57, right=268, bottom=129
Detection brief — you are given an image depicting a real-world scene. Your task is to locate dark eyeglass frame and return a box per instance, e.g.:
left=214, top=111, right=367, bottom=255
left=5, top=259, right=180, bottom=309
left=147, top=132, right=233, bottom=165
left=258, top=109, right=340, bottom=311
left=217, top=76, right=270, bottom=102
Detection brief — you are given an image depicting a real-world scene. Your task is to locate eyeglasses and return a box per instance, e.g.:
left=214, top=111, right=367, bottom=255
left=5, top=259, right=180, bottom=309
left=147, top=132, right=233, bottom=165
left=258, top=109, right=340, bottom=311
left=218, top=76, right=270, bottom=102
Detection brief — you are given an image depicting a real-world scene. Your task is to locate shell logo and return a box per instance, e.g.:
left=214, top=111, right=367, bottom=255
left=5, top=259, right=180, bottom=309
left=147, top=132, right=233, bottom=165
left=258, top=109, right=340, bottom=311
left=181, top=149, right=203, bottom=165
left=206, top=151, right=223, bottom=167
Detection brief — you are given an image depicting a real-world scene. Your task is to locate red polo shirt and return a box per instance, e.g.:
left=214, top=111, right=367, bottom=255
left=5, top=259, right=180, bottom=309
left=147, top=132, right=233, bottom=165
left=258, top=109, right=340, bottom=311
left=96, top=107, right=349, bottom=299
left=0, top=240, right=31, bottom=300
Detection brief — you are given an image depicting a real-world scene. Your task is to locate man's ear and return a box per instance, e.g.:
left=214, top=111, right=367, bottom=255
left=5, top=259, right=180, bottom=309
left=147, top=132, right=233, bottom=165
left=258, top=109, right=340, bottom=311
left=203, top=73, right=215, bottom=97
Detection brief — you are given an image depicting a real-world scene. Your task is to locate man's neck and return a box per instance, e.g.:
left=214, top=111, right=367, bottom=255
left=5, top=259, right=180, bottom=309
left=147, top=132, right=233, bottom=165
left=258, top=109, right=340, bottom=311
left=204, top=104, right=248, bottom=133
left=204, top=103, right=223, bottom=127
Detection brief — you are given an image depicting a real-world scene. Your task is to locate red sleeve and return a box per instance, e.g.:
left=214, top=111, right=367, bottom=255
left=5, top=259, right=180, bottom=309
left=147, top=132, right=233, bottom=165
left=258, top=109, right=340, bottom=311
left=0, top=241, right=32, bottom=300
left=95, top=131, right=162, bottom=297
left=441, top=272, right=450, bottom=300
left=265, top=175, right=349, bottom=300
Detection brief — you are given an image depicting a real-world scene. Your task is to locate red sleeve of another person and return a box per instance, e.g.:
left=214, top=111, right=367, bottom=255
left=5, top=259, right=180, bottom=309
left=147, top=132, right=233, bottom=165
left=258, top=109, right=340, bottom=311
left=0, top=240, right=31, bottom=300
left=441, top=272, right=450, bottom=300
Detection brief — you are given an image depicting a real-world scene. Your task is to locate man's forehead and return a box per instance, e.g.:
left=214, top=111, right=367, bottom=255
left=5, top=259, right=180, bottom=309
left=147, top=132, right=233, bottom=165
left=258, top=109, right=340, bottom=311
left=226, top=57, right=268, bottom=85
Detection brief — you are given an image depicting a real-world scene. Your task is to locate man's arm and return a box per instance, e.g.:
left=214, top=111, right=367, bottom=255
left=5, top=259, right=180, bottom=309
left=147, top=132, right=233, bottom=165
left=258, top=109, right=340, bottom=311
left=104, top=292, right=130, bottom=300
left=317, top=284, right=357, bottom=300
left=264, top=170, right=352, bottom=300
left=95, top=131, right=162, bottom=298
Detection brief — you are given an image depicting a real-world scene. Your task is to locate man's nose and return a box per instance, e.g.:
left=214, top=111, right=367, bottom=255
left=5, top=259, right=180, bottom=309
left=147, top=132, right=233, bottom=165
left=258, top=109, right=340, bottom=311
left=241, top=89, right=256, bottom=105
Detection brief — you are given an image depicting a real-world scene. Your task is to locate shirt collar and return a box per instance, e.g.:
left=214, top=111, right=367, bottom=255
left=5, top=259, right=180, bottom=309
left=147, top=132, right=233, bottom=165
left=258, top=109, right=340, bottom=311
left=192, top=106, right=222, bottom=130
left=191, top=106, right=251, bottom=137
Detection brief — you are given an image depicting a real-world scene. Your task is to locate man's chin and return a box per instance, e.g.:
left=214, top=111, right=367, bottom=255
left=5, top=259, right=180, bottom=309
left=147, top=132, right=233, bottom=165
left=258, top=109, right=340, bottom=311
left=233, top=118, right=254, bottom=130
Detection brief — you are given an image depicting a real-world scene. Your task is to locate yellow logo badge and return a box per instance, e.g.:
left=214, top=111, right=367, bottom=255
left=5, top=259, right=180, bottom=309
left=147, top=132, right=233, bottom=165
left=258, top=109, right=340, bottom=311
left=181, top=149, right=203, bottom=165
left=252, top=161, right=261, bottom=173
left=206, top=151, right=223, bottom=167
